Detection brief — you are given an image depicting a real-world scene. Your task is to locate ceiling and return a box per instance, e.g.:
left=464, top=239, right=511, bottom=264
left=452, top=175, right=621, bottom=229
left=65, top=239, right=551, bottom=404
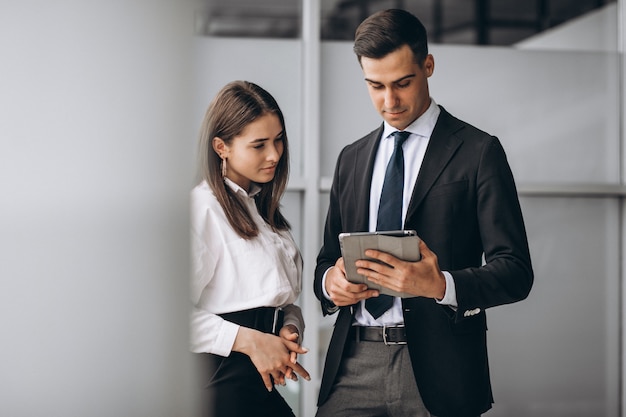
left=199, top=0, right=616, bottom=45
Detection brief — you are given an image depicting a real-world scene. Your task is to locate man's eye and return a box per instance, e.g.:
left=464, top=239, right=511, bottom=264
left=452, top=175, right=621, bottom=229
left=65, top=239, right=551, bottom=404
left=397, top=82, right=410, bottom=88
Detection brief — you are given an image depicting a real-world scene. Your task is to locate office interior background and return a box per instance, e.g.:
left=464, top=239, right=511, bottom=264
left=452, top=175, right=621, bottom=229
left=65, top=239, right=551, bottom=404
left=0, top=0, right=623, bottom=416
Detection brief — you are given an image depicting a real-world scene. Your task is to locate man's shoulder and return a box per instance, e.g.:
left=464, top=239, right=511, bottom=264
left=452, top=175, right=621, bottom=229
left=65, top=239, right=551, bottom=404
left=341, top=125, right=383, bottom=153
left=437, top=106, right=495, bottom=142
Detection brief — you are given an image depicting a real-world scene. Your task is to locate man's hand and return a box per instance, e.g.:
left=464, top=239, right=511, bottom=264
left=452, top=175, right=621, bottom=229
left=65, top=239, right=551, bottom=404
left=325, top=257, right=380, bottom=306
left=355, top=239, right=446, bottom=299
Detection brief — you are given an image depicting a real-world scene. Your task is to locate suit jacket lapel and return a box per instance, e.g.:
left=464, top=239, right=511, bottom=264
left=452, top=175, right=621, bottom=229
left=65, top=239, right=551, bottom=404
left=406, top=107, right=464, bottom=218
left=352, top=125, right=384, bottom=231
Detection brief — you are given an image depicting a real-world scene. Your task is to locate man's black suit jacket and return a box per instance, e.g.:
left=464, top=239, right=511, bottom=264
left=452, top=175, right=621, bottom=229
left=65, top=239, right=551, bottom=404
left=314, top=106, right=533, bottom=417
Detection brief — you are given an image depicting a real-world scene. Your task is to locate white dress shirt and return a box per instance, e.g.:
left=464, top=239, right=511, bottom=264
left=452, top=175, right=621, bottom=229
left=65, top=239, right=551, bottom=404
left=324, top=99, right=458, bottom=326
left=190, top=179, right=304, bottom=356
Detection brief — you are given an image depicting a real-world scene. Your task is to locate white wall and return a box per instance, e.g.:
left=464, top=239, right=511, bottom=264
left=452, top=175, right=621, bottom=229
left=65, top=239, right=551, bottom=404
left=0, top=2, right=196, bottom=416
left=516, top=2, right=618, bottom=52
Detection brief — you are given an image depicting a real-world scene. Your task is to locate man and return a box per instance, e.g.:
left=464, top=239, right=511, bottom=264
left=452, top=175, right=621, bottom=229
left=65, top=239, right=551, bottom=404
left=314, top=9, right=533, bottom=417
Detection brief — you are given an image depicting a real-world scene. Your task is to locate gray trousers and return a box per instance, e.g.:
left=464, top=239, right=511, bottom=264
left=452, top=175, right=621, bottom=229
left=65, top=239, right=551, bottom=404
left=316, top=338, right=435, bottom=417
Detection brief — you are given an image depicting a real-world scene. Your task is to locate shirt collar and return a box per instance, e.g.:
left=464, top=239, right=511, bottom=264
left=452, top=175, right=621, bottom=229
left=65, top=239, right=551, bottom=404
left=224, top=177, right=262, bottom=198
left=382, top=98, right=440, bottom=140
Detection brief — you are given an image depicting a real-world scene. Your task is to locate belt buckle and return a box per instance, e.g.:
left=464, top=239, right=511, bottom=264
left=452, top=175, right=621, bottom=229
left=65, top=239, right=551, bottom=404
left=382, top=325, right=407, bottom=345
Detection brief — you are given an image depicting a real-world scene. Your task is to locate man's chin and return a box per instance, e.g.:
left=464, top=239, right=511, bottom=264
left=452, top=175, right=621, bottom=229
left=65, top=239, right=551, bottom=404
left=385, top=120, right=408, bottom=131
left=383, top=113, right=408, bottom=129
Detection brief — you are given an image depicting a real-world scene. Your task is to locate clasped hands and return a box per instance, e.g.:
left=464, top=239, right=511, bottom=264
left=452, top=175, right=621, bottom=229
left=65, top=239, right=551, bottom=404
left=233, top=324, right=311, bottom=392
left=325, top=238, right=446, bottom=307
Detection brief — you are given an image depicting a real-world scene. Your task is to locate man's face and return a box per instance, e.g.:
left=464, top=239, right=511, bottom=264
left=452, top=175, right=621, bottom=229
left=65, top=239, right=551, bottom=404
left=361, top=44, right=434, bottom=131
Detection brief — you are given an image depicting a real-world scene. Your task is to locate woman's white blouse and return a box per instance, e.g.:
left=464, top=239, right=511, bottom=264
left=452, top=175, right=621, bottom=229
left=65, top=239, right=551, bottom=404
left=190, top=179, right=303, bottom=356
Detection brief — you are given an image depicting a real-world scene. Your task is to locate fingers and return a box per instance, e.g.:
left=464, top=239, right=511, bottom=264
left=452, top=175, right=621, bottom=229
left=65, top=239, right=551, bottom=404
left=327, top=264, right=377, bottom=306
left=357, top=240, right=445, bottom=298
left=290, top=360, right=311, bottom=381
left=279, top=336, right=311, bottom=382
left=282, top=339, right=310, bottom=355
left=261, top=361, right=310, bottom=392
left=361, top=249, right=398, bottom=269
left=330, top=286, right=377, bottom=306
left=253, top=336, right=312, bottom=391
left=273, top=371, right=286, bottom=387
left=279, top=325, right=300, bottom=342
left=284, top=351, right=300, bottom=381
left=418, top=238, right=433, bottom=259
left=284, top=366, right=295, bottom=382
left=262, top=374, right=273, bottom=392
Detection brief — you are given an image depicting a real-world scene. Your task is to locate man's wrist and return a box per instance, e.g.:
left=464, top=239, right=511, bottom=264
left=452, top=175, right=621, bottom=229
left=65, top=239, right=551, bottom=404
left=435, top=271, right=458, bottom=308
left=434, top=272, right=446, bottom=300
left=321, top=266, right=334, bottom=300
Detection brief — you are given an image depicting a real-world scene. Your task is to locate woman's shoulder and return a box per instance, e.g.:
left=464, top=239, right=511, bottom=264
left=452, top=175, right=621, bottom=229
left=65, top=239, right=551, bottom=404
left=192, top=180, right=215, bottom=202
left=191, top=181, right=223, bottom=218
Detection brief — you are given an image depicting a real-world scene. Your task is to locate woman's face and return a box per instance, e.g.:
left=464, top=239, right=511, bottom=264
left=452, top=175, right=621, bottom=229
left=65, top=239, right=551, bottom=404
left=220, top=113, right=284, bottom=192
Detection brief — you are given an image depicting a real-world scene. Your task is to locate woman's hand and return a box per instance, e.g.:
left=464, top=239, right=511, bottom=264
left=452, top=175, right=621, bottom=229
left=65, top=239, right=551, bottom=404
left=232, top=326, right=310, bottom=391
left=279, top=324, right=307, bottom=382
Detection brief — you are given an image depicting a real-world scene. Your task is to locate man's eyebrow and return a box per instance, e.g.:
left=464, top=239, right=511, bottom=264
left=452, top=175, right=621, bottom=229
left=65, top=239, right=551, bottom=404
left=364, top=74, right=416, bottom=84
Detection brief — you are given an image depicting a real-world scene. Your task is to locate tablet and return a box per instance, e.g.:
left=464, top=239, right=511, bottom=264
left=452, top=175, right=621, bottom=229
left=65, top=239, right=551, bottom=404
left=338, top=230, right=420, bottom=298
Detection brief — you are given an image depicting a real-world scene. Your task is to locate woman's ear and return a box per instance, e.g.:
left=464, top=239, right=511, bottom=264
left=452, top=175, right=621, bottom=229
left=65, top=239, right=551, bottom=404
left=212, top=137, right=227, bottom=158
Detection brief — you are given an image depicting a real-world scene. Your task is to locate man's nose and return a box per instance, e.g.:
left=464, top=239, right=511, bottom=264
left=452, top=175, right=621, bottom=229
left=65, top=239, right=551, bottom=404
left=384, top=89, right=398, bottom=108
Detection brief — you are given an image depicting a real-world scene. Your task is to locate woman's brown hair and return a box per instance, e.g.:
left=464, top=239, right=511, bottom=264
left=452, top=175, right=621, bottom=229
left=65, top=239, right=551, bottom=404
left=198, top=80, right=290, bottom=238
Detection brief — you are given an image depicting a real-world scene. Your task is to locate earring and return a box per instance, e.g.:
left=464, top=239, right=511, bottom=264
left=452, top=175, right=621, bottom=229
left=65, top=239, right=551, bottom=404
left=221, top=158, right=227, bottom=178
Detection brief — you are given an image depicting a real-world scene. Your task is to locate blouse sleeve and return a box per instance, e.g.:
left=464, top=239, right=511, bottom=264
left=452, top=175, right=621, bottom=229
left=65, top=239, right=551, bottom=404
left=190, top=306, right=239, bottom=356
left=189, top=201, right=239, bottom=356
left=281, top=304, right=304, bottom=342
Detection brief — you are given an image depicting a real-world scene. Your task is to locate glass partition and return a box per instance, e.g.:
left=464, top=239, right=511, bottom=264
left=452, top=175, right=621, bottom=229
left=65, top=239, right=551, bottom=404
left=487, top=197, right=620, bottom=416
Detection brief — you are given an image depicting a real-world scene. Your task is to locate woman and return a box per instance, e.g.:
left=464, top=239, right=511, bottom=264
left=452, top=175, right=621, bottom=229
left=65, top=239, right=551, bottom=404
left=191, top=81, right=310, bottom=416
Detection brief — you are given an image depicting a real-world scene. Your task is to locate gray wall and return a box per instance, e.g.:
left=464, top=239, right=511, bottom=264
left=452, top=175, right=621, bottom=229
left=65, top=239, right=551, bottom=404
left=1, top=1, right=196, bottom=416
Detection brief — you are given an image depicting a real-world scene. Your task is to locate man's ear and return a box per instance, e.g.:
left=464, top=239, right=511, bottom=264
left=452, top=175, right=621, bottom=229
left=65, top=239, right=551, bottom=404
left=212, top=137, right=227, bottom=158
left=424, top=54, right=435, bottom=77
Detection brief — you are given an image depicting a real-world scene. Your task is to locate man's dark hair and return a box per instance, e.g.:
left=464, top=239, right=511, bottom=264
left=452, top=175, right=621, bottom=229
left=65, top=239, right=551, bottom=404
left=353, top=9, right=429, bottom=66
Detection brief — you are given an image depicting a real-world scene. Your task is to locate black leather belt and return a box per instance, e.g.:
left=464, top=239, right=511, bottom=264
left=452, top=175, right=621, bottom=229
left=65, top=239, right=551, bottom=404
left=350, top=325, right=407, bottom=345
left=219, top=307, right=284, bottom=335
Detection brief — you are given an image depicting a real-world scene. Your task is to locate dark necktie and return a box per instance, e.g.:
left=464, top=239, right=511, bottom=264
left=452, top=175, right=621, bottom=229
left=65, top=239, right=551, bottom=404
left=365, top=131, right=410, bottom=319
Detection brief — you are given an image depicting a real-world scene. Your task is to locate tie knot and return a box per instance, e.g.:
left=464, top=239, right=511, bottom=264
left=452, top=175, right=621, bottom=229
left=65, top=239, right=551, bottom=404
left=392, top=131, right=410, bottom=147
